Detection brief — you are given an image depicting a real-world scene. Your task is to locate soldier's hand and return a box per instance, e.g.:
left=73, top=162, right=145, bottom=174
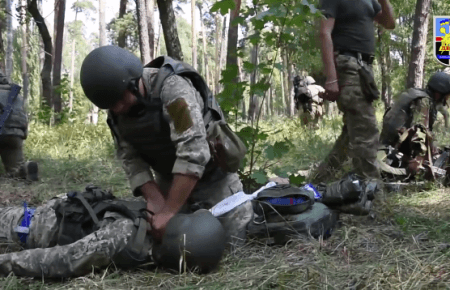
left=151, top=210, right=176, bottom=243
left=320, top=81, right=339, bottom=102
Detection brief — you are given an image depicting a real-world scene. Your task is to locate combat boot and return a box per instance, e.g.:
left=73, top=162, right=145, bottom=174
left=319, top=174, right=364, bottom=205
left=23, top=161, right=39, bottom=181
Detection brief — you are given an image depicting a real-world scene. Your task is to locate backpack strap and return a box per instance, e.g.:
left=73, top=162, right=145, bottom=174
left=69, top=191, right=100, bottom=226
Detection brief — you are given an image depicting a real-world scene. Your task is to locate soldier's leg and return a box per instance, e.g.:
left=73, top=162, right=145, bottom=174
left=0, top=206, right=26, bottom=245
left=0, top=136, right=24, bottom=177
left=0, top=136, right=38, bottom=181
left=189, top=169, right=253, bottom=247
left=335, top=55, right=380, bottom=180
left=310, top=119, right=350, bottom=184
left=0, top=216, right=139, bottom=278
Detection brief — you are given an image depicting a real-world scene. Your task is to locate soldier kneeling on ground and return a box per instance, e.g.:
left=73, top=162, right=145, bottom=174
left=0, top=70, right=38, bottom=181
left=378, top=72, right=450, bottom=180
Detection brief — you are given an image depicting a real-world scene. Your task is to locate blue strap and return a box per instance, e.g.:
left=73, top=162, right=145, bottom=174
left=263, top=196, right=308, bottom=206
left=0, top=84, right=21, bottom=135
left=15, top=201, right=36, bottom=244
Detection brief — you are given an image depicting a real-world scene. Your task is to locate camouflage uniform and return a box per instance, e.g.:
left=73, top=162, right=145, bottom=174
left=311, top=54, right=381, bottom=183
left=380, top=88, right=434, bottom=146
left=300, top=84, right=325, bottom=127
left=0, top=75, right=30, bottom=179
left=108, top=68, right=253, bottom=246
left=0, top=198, right=152, bottom=277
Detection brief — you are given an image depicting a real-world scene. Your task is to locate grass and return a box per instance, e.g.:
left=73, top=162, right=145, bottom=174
left=1, top=111, right=450, bottom=289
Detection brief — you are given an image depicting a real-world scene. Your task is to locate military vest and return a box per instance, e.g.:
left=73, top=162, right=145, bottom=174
left=0, top=84, right=28, bottom=138
left=380, top=88, right=431, bottom=146
left=108, top=56, right=237, bottom=177
left=53, top=185, right=151, bottom=268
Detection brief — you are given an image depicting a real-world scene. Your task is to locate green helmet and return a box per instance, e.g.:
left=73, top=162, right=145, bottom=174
left=80, top=46, right=143, bottom=109
left=427, top=72, right=450, bottom=95
left=152, top=209, right=226, bottom=273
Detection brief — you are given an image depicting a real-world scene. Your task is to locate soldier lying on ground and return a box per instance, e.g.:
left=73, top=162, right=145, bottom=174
left=0, top=186, right=229, bottom=277
left=0, top=176, right=379, bottom=278
left=80, top=46, right=250, bottom=245
left=378, top=72, right=450, bottom=179
left=0, top=70, right=38, bottom=181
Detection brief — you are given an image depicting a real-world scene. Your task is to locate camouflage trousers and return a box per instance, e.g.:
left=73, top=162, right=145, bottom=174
left=311, top=54, right=380, bottom=183
left=0, top=198, right=143, bottom=278
left=0, top=135, right=26, bottom=178
left=0, top=170, right=253, bottom=277
left=156, top=168, right=254, bottom=247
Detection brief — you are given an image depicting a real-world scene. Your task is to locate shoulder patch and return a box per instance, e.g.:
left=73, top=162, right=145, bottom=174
left=166, top=98, right=194, bottom=134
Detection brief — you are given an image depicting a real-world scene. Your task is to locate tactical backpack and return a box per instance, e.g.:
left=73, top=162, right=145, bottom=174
left=144, top=56, right=247, bottom=173
left=53, top=185, right=151, bottom=268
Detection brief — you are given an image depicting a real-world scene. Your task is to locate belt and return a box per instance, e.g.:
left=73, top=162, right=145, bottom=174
left=338, top=50, right=375, bottom=65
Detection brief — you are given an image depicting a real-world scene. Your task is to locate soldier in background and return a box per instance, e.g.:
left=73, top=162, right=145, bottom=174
left=294, top=76, right=325, bottom=128
left=0, top=70, right=38, bottom=181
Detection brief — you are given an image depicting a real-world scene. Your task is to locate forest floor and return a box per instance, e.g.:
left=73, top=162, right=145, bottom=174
left=0, top=115, right=449, bottom=289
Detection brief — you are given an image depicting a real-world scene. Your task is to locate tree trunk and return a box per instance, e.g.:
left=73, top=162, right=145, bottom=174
left=287, top=57, right=295, bottom=116
left=191, top=0, right=197, bottom=70
left=269, top=84, right=274, bottom=116
left=247, top=44, right=259, bottom=122
left=225, top=0, right=241, bottom=80
left=52, top=0, right=66, bottom=114
left=0, top=9, right=5, bottom=72
left=282, top=50, right=290, bottom=117
left=145, top=0, right=155, bottom=59
left=156, top=0, right=183, bottom=60
left=21, top=0, right=29, bottom=103
left=5, top=0, right=13, bottom=81
left=214, top=14, right=221, bottom=95
left=28, top=0, right=53, bottom=108
left=118, top=0, right=127, bottom=48
left=99, top=0, right=106, bottom=46
left=69, top=10, right=79, bottom=113
left=155, top=22, right=162, bottom=56
left=198, top=4, right=209, bottom=85
left=406, top=0, right=431, bottom=89
left=219, top=15, right=227, bottom=76
left=136, top=0, right=151, bottom=64
left=238, top=57, right=246, bottom=120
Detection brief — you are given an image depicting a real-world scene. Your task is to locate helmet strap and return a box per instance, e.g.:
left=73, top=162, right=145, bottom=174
left=130, top=78, right=145, bottom=101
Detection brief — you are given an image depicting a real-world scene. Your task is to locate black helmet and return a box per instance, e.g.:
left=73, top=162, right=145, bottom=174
left=152, top=209, right=226, bottom=273
left=80, top=46, right=143, bottom=109
left=427, top=72, right=450, bottom=95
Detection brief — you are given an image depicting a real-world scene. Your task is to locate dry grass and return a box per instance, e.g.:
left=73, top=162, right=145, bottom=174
left=1, top=179, right=449, bottom=289
left=1, top=119, right=450, bottom=289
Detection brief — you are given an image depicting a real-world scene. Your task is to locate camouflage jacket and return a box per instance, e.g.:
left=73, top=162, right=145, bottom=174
left=107, top=68, right=213, bottom=196
left=0, top=197, right=152, bottom=278
left=0, top=84, right=28, bottom=138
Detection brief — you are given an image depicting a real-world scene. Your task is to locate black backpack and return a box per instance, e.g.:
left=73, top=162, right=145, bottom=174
left=53, top=185, right=150, bottom=267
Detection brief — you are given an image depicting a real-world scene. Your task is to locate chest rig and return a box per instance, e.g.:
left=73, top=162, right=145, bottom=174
left=107, top=56, right=225, bottom=176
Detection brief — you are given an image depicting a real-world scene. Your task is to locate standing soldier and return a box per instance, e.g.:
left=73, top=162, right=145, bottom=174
left=0, top=70, right=38, bottom=181
left=310, top=0, right=395, bottom=184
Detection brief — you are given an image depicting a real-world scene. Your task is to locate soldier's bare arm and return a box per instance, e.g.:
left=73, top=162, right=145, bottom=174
left=319, top=18, right=339, bottom=101
left=374, top=0, right=396, bottom=29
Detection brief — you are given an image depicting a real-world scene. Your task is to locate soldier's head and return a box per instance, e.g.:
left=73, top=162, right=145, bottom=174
left=80, top=46, right=144, bottom=114
left=427, top=72, right=450, bottom=103
left=152, top=209, right=227, bottom=273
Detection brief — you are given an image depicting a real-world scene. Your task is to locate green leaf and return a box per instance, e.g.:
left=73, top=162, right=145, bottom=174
left=289, top=174, right=306, bottom=186
left=251, top=170, right=268, bottom=185
left=210, top=0, right=236, bottom=15
left=265, top=145, right=276, bottom=160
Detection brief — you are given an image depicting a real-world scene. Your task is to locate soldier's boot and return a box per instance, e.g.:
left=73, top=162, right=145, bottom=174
left=323, top=177, right=379, bottom=216
left=19, top=161, right=39, bottom=181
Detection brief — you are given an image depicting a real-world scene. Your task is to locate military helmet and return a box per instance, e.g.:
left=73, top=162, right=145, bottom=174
left=427, top=72, right=450, bottom=95
left=80, top=45, right=143, bottom=109
left=152, top=209, right=226, bottom=273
